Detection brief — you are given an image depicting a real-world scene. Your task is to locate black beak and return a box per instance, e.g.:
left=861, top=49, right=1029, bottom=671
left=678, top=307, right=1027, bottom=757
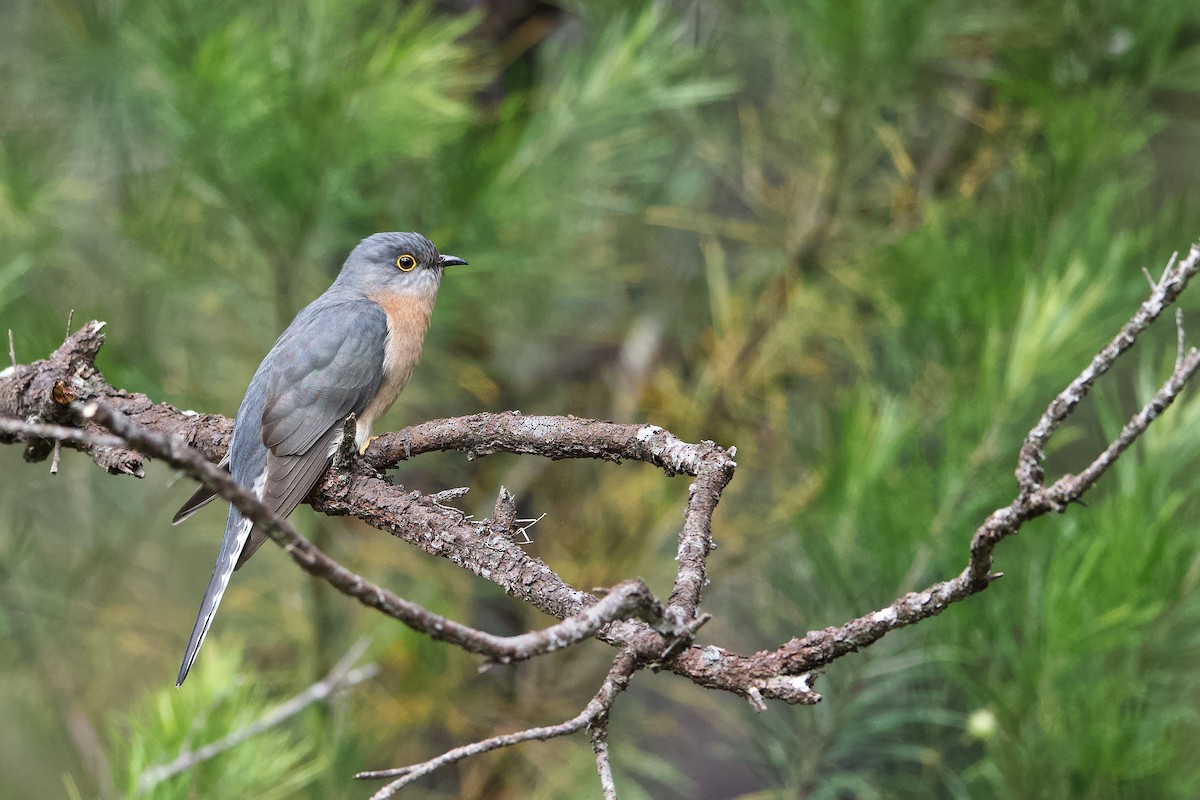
left=439, top=254, right=469, bottom=268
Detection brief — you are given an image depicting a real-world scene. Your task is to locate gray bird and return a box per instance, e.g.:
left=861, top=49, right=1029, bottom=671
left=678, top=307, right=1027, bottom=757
left=172, top=232, right=467, bottom=686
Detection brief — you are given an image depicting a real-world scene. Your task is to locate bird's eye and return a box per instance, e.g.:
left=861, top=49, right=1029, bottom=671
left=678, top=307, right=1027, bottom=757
left=396, top=254, right=417, bottom=271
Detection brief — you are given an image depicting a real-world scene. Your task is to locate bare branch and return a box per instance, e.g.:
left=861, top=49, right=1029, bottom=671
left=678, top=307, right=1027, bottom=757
left=0, top=321, right=147, bottom=475
left=1176, top=308, right=1187, bottom=372
left=365, top=415, right=730, bottom=476
left=591, top=714, right=618, bottom=799
left=362, top=415, right=736, bottom=626
left=0, top=325, right=724, bottom=632
left=0, top=416, right=128, bottom=450
left=356, top=651, right=638, bottom=798
left=69, top=401, right=673, bottom=663
left=4, top=403, right=674, bottom=669
left=1055, top=347, right=1200, bottom=499
left=663, top=246, right=1200, bottom=700
left=136, top=639, right=378, bottom=794
left=1017, top=242, right=1200, bottom=493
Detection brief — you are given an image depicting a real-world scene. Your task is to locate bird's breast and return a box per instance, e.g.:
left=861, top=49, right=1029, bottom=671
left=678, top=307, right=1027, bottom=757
left=358, top=291, right=436, bottom=447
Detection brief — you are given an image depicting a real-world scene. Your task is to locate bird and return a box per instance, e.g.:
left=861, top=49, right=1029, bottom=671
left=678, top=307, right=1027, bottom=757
left=171, top=231, right=468, bottom=686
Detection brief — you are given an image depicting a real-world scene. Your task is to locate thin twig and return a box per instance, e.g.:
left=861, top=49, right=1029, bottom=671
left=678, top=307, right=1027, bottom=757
left=1142, top=266, right=1157, bottom=290
left=357, top=651, right=638, bottom=798
left=135, top=638, right=378, bottom=794
left=0, top=416, right=127, bottom=449
left=1176, top=308, right=1186, bottom=372
left=1017, top=243, right=1200, bottom=493
left=1064, top=347, right=1200, bottom=494
left=6, top=329, right=14, bottom=370
left=591, top=717, right=618, bottom=799
left=513, top=512, right=545, bottom=544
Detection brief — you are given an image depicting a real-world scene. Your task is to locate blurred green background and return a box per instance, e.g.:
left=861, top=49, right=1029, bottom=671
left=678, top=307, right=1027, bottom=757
left=3, top=0, right=1200, bottom=797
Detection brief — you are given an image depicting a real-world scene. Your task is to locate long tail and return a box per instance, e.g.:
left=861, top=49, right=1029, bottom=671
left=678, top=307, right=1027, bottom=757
left=177, top=509, right=253, bottom=686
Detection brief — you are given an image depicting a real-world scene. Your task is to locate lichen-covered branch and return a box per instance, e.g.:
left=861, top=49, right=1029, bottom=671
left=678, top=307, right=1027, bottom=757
left=1016, top=242, right=1200, bottom=494
left=2, top=403, right=668, bottom=664
left=660, top=245, right=1200, bottom=703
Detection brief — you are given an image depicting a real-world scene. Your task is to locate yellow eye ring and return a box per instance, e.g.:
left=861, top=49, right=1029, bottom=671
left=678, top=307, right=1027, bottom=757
left=396, top=254, right=417, bottom=271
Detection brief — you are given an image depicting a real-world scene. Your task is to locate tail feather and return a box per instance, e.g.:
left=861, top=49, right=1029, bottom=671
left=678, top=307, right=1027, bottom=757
left=176, top=511, right=252, bottom=686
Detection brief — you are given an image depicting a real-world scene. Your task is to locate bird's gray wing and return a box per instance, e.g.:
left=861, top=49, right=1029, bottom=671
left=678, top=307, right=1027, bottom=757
left=236, top=299, right=389, bottom=567
left=176, top=299, right=387, bottom=685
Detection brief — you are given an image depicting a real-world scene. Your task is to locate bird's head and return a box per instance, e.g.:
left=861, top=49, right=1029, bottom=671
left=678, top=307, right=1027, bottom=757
left=336, top=231, right=468, bottom=300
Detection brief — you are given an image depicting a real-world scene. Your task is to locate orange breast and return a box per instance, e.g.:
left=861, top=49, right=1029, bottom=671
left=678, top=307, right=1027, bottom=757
left=358, top=290, right=436, bottom=447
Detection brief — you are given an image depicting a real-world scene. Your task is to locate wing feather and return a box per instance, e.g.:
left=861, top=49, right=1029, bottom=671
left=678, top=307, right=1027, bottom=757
left=262, top=307, right=387, bottom=456
left=234, top=426, right=344, bottom=568
left=235, top=299, right=389, bottom=568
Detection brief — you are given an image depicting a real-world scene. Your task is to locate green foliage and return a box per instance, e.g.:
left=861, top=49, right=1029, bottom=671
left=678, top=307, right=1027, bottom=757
left=111, top=646, right=322, bottom=799
left=3, top=0, right=1200, bottom=798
